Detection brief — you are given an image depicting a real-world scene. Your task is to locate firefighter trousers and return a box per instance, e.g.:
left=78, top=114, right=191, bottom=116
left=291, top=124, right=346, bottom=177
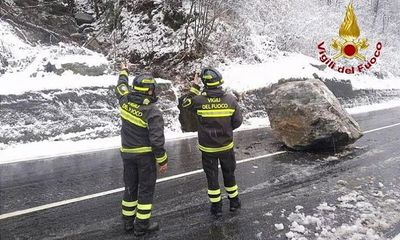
left=121, top=152, right=157, bottom=223
left=201, top=150, right=239, bottom=203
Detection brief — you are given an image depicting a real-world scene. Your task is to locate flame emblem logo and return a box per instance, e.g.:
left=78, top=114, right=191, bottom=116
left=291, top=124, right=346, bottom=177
left=331, top=3, right=369, bottom=61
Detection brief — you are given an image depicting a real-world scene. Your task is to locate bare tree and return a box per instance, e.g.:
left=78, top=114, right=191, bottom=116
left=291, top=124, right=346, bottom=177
left=92, top=0, right=101, bottom=19
left=183, top=0, right=230, bottom=55
left=64, top=0, right=75, bottom=13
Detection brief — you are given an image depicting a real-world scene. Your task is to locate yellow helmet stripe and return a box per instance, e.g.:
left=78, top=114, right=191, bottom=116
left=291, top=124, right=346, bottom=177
left=134, top=86, right=150, bottom=92
left=141, top=79, right=155, bottom=84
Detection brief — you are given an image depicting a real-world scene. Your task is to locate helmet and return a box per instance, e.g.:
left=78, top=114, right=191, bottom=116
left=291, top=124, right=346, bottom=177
left=132, top=73, right=157, bottom=96
left=200, top=67, right=224, bottom=88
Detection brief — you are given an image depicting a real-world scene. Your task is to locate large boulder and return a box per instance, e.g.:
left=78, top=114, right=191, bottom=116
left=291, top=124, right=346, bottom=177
left=265, top=79, right=363, bottom=151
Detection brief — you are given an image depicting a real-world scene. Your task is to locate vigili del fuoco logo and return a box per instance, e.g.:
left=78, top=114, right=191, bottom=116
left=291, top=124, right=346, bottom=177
left=317, top=3, right=382, bottom=74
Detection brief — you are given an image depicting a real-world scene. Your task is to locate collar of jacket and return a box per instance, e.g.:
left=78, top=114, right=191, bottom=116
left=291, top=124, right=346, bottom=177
left=129, top=92, right=158, bottom=105
left=204, top=87, right=225, bottom=97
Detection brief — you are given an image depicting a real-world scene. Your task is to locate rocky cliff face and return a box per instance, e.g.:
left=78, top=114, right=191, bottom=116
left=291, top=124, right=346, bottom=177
left=0, top=0, right=80, bottom=44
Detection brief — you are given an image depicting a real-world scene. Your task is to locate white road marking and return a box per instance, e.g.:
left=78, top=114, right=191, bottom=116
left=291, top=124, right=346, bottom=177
left=363, top=122, right=400, bottom=134
left=0, top=151, right=286, bottom=220
left=1, top=121, right=400, bottom=221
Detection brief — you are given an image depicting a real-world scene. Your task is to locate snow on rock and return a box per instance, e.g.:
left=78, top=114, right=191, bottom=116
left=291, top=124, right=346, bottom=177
left=336, top=180, right=348, bottom=186
left=295, top=205, right=304, bottom=212
left=316, top=202, right=336, bottom=212
left=264, top=211, right=273, bottom=216
left=290, top=221, right=306, bottom=234
left=275, top=223, right=284, bottom=231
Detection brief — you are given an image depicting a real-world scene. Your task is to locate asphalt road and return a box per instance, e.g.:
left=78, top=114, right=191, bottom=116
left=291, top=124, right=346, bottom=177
left=1, top=107, right=400, bottom=240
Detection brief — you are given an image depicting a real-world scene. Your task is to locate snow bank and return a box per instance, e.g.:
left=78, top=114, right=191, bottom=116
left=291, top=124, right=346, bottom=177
left=0, top=131, right=196, bottom=165
left=220, top=53, right=400, bottom=92
left=283, top=187, right=400, bottom=240
left=346, top=99, right=400, bottom=114
left=0, top=20, right=115, bottom=95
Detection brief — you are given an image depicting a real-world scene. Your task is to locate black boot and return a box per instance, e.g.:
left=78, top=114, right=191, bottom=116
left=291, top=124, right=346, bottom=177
left=229, top=197, right=241, bottom=212
left=210, top=201, right=222, bottom=217
left=123, top=218, right=134, bottom=232
left=134, top=220, right=159, bottom=237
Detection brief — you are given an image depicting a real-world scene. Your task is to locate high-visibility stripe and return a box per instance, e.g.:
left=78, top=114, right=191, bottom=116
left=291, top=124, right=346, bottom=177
left=141, top=79, right=155, bottom=84
left=120, top=146, right=152, bottom=154
left=137, top=204, right=152, bottom=211
left=120, top=107, right=147, bottom=128
left=122, top=200, right=138, bottom=207
left=225, top=185, right=238, bottom=192
left=209, top=196, right=222, bottom=203
left=197, top=109, right=235, bottom=118
left=136, top=212, right=151, bottom=219
left=134, top=86, right=149, bottom=92
left=228, top=191, right=239, bottom=198
left=202, top=75, right=214, bottom=80
left=182, top=98, right=192, bottom=108
left=156, top=153, right=168, bottom=164
left=206, top=79, right=224, bottom=86
left=190, top=87, right=201, bottom=95
left=199, top=142, right=234, bottom=153
left=120, top=70, right=129, bottom=77
left=122, top=209, right=136, bottom=217
left=207, top=189, right=221, bottom=195
left=116, top=84, right=129, bottom=96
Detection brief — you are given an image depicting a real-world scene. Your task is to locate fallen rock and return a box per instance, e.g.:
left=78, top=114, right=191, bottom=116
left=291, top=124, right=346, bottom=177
left=74, top=12, right=95, bottom=25
left=59, top=63, right=109, bottom=76
left=265, top=78, right=363, bottom=150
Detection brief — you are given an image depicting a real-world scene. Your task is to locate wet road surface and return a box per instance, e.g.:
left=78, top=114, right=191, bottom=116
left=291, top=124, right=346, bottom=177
left=1, top=107, right=400, bottom=239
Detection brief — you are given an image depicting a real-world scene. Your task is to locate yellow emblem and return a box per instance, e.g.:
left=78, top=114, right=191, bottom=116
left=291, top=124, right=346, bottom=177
left=331, top=3, right=369, bottom=61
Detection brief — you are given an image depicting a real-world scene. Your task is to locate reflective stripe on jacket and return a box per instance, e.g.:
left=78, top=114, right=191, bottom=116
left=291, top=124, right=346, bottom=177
left=115, top=70, right=168, bottom=165
left=180, top=84, right=243, bottom=153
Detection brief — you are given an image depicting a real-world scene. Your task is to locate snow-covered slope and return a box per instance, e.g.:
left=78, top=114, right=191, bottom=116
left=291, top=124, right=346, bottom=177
left=2, top=17, right=400, bottom=163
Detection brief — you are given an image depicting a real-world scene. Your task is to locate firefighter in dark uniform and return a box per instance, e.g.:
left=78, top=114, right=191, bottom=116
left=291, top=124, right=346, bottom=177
left=115, top=63, right=168, bottom=236
left=180, top=67, right=243, bottom=217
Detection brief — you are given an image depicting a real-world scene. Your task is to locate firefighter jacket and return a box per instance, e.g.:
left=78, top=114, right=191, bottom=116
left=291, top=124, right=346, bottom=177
left=180, top=84, right=243, bottom=153
left=115, top=70, right=168, bottom=165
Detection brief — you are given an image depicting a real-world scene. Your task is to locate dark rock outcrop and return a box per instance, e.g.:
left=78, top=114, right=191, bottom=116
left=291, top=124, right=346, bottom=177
left=74, top=12, right=95, bottom=25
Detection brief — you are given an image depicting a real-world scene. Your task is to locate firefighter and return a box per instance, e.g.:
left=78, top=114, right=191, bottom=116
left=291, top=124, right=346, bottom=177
left=115, top=63, right=168, bottom=236
left=180, top=67, right=243, bottom=217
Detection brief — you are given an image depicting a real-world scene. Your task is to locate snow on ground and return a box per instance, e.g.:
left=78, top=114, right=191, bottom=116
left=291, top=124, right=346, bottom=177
left=282, top=183, right=400, bottom=240
left=2, top=99, right=400, bottom=165
left=0, top=120, right=271, bottom=164
left=346, top=99, right=400, bottom=115
left=220, top=53, right=400, bottom=92
left=0, top=131, right=196, bottom=165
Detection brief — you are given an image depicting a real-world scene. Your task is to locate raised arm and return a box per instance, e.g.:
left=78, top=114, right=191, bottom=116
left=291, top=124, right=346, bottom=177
left=179, top=73, right=202, bottom=111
